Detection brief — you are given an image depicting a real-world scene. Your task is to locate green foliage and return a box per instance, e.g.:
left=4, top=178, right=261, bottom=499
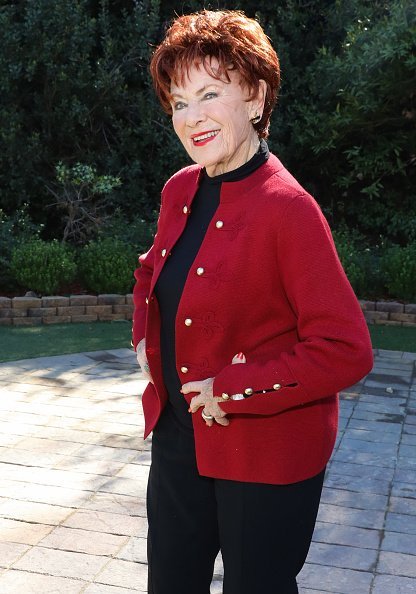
left=381, top=243, right=416, bottom=301
left=10, top=239, right=76, bottom=295
left=98, top=208, right=155, bottom=254
left=0, top=0, right=171, bottom=229
left=48, top=162, right=121, bottom=244
left=78, top=237, right=137, bottom=294
left=333, top=226, right=386, bottom=299
left=0, top=206, right=42, bottom=292
left=0, top=0, right=414, bottom=258
left=286, top=0, right=416, bottom=242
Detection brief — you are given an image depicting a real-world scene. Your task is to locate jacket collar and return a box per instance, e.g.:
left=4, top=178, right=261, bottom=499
left=185, top=153, right=284, bottom=204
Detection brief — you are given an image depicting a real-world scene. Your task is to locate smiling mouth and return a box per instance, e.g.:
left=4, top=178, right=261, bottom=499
left=192, top=130, right=220, bottom=144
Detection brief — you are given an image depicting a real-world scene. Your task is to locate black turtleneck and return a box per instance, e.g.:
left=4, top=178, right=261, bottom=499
left=154, top=139, right=270, bottom=428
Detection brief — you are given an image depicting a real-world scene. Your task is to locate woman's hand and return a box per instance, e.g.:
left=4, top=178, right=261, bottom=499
left=181, top=353, right=246, bottom=427
left=136, top=338, right=153, bottom=383
left=181, top=377, right=229, bottom=427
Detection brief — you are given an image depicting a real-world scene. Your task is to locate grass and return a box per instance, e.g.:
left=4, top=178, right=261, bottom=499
left=0, top=321, right=132, bottom=363
left=0, top=321, right=414, bottom=364
left=368, top=324, right=416, bottom=354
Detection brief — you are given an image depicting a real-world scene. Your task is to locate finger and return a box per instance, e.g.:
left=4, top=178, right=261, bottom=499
left=188, top=394, right=206, bottom=413
left=231, top=352, right=246, bottom=364
left=181, top=381, right=204, bottom=395
left=214, top=416, right=229, bottom=426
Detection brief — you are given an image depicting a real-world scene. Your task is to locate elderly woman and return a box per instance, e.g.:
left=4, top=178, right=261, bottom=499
left=133, top=9, right=373, bottom=594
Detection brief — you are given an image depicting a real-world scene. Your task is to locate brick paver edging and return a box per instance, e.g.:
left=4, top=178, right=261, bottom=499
left=359, top=300, right=416, bottom=327
left=0, top=295, right=416, bottom=327
left=0, top=294, right=133, bottom=326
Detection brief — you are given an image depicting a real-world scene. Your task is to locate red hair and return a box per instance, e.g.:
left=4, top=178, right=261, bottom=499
left=150, top=10, right=280, bottom=139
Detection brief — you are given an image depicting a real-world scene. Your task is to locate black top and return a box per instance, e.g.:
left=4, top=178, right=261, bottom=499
left=154, top=139, right=270, bottom=428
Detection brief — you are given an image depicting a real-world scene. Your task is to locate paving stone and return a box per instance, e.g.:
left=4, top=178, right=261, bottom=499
left=377, top=551, right=416, bottom=578
left=340, top=437, right=399, bottom=456
left=298, top=563, right=373, bottom=593
left=116, top=537, right=147, bottom=563
left=307, top=541, right=377, bottom=571
left=40, top=525, right=128, bottom=556
left=0, top=518, right=54, bottom=545
left=80, top=492, right=146, bottom=517
left=324, top=473, right=391, bottom=495
left=84, top=584, right=142, bottom=594
left=95, top=558, right=147, bottom=590
left=385, top=512, right=416, bottom=535
left=392, top=482, right=416, bottom=499
left=381, top=531, right=416, bottom=554
left=0, top=499, right=74, bottom=524
left=329, top=460, right=395, bottom=481
left=6, top=482, right=92, bottom=508
left=62, top=509, right=147, bottom=537
left=313, top=522, right=380, bottom=549
left=320, top=487, right=388, bottom=511
left=317, top=503, right=385, bottom=529
left=0, top=542, right=30, bottom=568
left=0, top=569, right=83, bottom=593
left=389, top=496, right=416, bottom=515
left=14, top=546, right=108, bottom=580
left=342, top=428, right=400, bottom=444
left=372, top=574, right=416, bottom=593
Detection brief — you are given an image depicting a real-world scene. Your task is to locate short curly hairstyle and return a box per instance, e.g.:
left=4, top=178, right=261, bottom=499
left=150, top=10, right=280, bottom=139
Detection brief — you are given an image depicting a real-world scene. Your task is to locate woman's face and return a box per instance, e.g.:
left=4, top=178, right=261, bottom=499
left=170, top=58, right=265, bottom=176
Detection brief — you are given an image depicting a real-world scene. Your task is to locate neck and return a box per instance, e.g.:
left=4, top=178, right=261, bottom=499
left=206, top=133, right=260, bottom=177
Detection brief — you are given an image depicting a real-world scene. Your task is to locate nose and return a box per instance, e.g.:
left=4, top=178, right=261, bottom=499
left=185, top=101, right=206, bottom=128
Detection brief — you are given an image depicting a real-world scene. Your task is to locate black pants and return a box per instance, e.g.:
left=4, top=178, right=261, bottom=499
left=147, top=407, right=325, bottom=594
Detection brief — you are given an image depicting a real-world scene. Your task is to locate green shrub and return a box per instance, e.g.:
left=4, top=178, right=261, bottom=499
left=10, top=239, right=76, bottom=295
left=381, top=243, right=416, bottom=301
left=333, top=227, right=388, bottom=299
left=98, top=208, right=155, bottom=254
left=78, top=238, right=137, bottom=294
left=0, top=206, right=42, bottom=293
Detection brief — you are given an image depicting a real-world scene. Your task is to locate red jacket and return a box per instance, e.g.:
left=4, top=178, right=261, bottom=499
left=133, top=154, right=373, bottom=484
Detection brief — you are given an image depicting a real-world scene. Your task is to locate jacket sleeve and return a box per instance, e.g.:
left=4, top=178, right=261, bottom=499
left=132, top=243, right=155, bottom=350
left=213, top=192, right=373, bottom=416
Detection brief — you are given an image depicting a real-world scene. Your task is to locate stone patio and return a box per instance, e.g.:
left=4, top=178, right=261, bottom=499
left=0, top=347, right=415, bottom=593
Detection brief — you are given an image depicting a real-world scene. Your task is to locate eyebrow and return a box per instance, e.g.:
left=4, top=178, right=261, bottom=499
left=170, top=84, right=219, bottom=99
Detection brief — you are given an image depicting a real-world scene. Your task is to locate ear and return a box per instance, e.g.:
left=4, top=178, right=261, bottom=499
left=254, top=79, right=267, bottom=116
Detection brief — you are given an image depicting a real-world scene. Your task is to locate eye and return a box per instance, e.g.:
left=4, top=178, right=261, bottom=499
left=173, top=101, right=186, bottom=111
left=204, top=92, right=217, bottom=100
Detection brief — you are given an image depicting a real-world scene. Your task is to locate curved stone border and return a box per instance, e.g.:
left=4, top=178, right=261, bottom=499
left=0, top=294, right=133, bottom=326
left=359, top=300, right=416, bottom=327
left=0, top=295, right=415, bottom=328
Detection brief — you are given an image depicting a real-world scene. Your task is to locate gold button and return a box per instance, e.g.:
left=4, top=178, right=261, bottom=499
left=273, top=383, right=282, bottom=391
left=145, top=297, right=149, bottom=304
left=221, top=393, right=230, bottom=400
left=184, top=318, right=192, bottom=326
left=215, top=220, right=224, bottom=229
left=180, top=366, right=189, bottom=374
left=161, top=249, right=167, bottom=257
left=196, top=267, right=204, bottom=275
left=183, top=205, right=188, bottom=214
left=244, top=388, right=254, bottom=396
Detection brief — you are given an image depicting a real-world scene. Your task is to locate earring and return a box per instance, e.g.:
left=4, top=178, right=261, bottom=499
left=251, top=113, right=261, bottom=124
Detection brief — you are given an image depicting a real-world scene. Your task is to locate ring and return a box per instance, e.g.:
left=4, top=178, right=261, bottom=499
left=201, top=409, right=214, bottom=421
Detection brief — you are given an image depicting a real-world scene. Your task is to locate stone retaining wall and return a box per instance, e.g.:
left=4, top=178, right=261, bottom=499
left=0, top=295, right=415, bottom=328
left=0, top=294, right=133, bottom=326
left=359, top=300, right=416, bottom=327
